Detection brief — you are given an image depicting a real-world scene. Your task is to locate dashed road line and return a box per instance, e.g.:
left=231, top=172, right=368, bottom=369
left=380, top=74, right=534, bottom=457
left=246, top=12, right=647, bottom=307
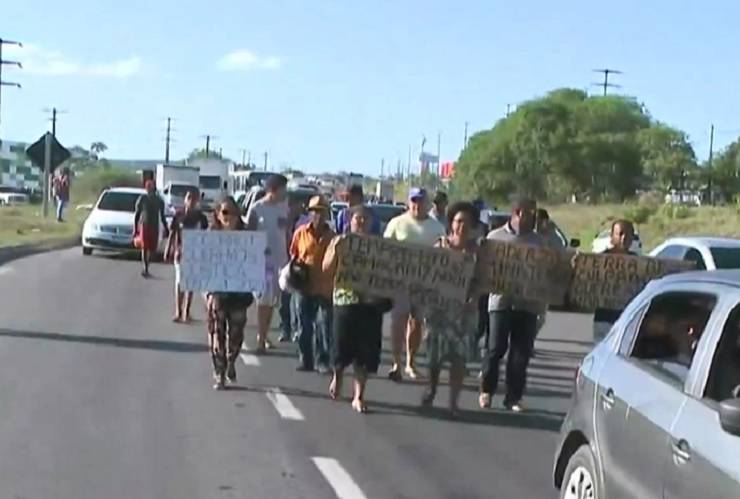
left=312, top=457, right=367, bottom=499
left=265, top=387, right=304, bottom=420
left=240, top=351, right=262, bottom=366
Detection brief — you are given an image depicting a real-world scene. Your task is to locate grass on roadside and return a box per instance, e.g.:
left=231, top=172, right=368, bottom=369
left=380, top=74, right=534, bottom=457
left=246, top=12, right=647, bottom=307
left=549, top=203, right=740, bottom=252
left=0, top=204, right=86, bottom=248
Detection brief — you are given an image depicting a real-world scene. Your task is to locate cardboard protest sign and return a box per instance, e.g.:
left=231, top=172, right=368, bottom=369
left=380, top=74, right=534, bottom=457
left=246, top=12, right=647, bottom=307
left=474, top=240, right=574, bottom=305
left=180, top=230, right=266, bottom=293
left=569, top=253, right=695, bottom=311
left=334, top=234, right=475, bottom=310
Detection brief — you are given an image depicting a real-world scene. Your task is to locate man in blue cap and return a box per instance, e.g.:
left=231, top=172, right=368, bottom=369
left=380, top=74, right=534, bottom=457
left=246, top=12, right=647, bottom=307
left=383, top=187, right=446, bottom=381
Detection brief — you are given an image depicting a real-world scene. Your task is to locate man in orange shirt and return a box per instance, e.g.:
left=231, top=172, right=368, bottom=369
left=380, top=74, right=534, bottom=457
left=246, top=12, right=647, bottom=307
left=290, top=195, right=335, bottom=373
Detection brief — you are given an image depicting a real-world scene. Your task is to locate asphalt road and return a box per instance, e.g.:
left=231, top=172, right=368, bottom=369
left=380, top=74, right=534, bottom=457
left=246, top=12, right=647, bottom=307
left=0, top=248, right=594, bottom=499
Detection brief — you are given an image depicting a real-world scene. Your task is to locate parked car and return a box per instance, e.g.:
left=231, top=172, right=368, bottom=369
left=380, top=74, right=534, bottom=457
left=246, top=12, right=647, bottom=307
left=553, top=270, right=740, bottom=499
left=592, top=228, right=643, bottom=254
left=650, top=237, right=740, bottom=271
left=81, top=187, right=168, bottom=256
left=0, top=192, right=30, bottom=205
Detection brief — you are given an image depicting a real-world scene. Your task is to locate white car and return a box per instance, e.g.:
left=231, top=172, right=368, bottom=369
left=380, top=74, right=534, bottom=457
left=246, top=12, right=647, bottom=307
left=0, top=192, right=30, bottom=205
left=649, top=237, right=740, bottom=270
left=591, top=228, right=643, bottom=254
left=82, top=187, right=168, bottom=256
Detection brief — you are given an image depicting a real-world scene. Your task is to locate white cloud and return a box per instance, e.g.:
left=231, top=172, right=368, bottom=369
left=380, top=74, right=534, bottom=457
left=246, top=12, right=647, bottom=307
left=5, top=44, right=142, bottom=78
left=217, top=49, right=282, bottom=72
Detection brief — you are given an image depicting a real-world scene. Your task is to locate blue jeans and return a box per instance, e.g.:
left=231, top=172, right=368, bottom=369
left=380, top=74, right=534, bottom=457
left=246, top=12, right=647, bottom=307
left=297, top=294, right=333, bottom=369
left=55, top=196, right=66, bottom=221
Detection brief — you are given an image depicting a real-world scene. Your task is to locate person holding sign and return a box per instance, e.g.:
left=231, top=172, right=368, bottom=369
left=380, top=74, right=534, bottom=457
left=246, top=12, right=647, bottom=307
left=290, top=195, right=336, bottom=374
left=383, top=187, right=446, bottom=382
left=206, top=196, right=254, bottom=390
left=422, top=201, right=480, bottom=417
left=479, top=196, right=544, bottom=412
left=322, top=205, right=384, bottom=413
left=166, top=190, right=209, bottom=323
left=592, top=219, right=636, bottom=342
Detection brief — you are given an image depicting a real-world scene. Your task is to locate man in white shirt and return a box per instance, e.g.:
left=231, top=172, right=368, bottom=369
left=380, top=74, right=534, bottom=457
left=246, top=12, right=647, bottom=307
left=384, top=187, right=446, bottom=381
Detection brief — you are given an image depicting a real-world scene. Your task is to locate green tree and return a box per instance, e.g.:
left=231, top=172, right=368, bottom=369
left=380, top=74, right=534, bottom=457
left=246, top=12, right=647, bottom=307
left=708, top=139, right=740, bottom=202
left=637, top=124, right=697, bottom=190
left=90, top=141, right=108, bottom=159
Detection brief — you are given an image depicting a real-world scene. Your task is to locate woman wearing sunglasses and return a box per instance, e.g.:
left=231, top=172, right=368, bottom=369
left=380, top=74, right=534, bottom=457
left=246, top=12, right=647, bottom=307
left=206, top=196, right=254, bottom=389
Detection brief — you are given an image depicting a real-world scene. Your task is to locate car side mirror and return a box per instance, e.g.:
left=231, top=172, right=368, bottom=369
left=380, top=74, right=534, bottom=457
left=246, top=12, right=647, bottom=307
left=719, top=398, right=740, bottom=436
left=570, top=238, right=581, bottom=248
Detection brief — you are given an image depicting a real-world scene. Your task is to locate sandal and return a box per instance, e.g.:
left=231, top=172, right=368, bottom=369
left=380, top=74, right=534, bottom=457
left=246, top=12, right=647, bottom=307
left=329, top=376, right=342, bottom=401
left=351, top=399, right=367, bottom=413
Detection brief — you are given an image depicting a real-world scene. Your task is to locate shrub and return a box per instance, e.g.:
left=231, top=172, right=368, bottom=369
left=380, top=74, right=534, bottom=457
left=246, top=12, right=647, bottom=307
left=71, top=168, right=139, bottom=202
left=623, top=204, right=656, bottom=224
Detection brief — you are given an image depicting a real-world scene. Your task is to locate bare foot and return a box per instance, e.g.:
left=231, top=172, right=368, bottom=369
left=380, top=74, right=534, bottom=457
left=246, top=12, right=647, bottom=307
left=329, top=375, right=342, bottom=400
left=351, top=398, right=367, bottom=413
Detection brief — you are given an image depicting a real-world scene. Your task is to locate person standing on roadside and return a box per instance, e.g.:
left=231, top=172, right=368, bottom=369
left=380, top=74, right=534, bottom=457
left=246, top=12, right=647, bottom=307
left=423, top=201, right=480, bottom=417
left=134, top=180, right=169, bottom=278
left=53, top=168, right=71, bottom=222
left=384, top=187, right=446, bottom=382
left=533, top=208, right=561, bottom=341
left=166, top=190, right=209, bottom=323
left=206, top=196, right=254, bottom=390
left=479, top=196, right=543, bottom=412
left=322, top=205, right=383, bottom=413
left=335, top=184, right=381, bottom=235
left=290, top=195, right=336, bottom=373
left=429, top=191, right=448, bottom=228
left=246, top=174, right=290, bottom=353
left=592, top=219, right=636, bottom=342
left=278, top=196, right=305, bottom=343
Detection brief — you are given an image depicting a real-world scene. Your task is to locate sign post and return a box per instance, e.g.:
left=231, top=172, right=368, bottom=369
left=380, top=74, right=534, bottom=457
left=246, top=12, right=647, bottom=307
left=42, top=132, right=51, bottom=217
left=25, top=131, right=71, bottom=218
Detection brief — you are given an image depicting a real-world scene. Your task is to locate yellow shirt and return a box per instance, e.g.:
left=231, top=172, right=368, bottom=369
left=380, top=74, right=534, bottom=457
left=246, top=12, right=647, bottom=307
left=383, top=213, right=446, bottom=246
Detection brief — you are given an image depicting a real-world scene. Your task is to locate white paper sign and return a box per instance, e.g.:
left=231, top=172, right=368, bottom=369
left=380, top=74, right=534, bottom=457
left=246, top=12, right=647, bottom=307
left=180, top=230, right=266, bottom=292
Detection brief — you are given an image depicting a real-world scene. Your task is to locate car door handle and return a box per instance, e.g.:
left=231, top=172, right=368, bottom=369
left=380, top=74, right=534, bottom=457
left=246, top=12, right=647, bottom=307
left=671, top=439, right=691, bottom=463
left=600, top=388, right=615, bottom=410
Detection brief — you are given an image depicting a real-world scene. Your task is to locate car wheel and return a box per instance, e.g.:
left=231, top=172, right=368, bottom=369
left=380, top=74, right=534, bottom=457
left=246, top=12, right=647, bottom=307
left=560, top=445, right=599, bottom=499
left=82, top=247, right=93, bottom=256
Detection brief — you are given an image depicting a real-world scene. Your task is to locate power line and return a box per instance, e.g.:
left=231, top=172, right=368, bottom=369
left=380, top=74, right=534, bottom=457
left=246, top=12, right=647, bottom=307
left=0, top=38, right=23, bottom=144
left=592, top=68, right=622, bottom=96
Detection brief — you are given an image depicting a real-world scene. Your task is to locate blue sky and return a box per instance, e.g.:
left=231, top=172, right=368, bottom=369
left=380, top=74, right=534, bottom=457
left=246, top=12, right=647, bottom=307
left=2, top=0, right=739, bottom=175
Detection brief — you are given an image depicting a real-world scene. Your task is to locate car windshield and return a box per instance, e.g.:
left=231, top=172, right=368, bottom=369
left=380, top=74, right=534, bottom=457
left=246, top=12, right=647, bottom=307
left=371, top=205, right=405, bottom=223
left=169, top=184, right=197, bottom=197
left=710, top=247, right=740, bottom=269
left=199, top=176, right=221, bottom=189
left=97, top=192, right=140, bottom=212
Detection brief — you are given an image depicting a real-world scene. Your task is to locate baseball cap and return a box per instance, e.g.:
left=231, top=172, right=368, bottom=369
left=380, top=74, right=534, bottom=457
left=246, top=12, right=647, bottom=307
left=408, top=187, right=427, bottom=201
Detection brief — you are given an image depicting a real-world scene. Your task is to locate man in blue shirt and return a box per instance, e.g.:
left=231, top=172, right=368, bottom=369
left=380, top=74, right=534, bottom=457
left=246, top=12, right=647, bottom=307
left=335, top=184, right=381, bottom=235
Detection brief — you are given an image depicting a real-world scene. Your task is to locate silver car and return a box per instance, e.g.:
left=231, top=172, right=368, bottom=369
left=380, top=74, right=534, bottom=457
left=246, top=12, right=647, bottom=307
left=553, top=270, right=740, bottom=499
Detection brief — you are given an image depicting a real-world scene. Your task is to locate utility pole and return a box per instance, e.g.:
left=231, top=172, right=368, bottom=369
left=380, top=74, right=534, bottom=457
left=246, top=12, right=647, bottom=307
left=42, top=107, right=66, bottom=205
left=263, top=151, right=268, bottom=171
left=463, top=121, right=468, bottom=149
left=380, top=158, right=385, bottom=178
left=708, top=124, right=715, bottom=205
left=165, top=117, right=172, bottom=163
left=407, top=144, right=412, bottom=180
left=506, top=104, right=512, bottom=117
left=0, top=38, right=23, bottom=144
left=592, top=68, right=622, bottom=96
left=200, top=134, right=217, bottom=158
left=436, top=131, right=441, bottom=176
left=239, top=148, right=247, bottom=166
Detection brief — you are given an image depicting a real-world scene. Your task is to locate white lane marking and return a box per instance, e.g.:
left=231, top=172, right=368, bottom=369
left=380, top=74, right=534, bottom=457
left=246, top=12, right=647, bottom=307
left=312, top=457, right=368, bottom=499
left=0, top=267, right=13, bottom=276
left=265, top=387, right=304, bottom=420
left=240, top=352, right=262, bottom=366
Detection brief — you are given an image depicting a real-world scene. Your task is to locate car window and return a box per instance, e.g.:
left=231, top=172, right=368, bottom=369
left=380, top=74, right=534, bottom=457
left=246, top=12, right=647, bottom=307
left=709, top=247, right=740, bottom=269
left=684, top=248, right=707, bottom=270
left=628, top=291, right=716, bottom=387
left=704, top=303, right=740, bottom=402
left=97, top=192, right=141, bottom=212
left=618, top=302, right=650, bottom=356
left=655, top=244, right=687, bottom=260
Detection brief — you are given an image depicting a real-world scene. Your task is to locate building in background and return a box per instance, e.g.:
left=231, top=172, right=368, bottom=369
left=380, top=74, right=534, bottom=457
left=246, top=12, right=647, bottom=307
left=0, top=140, right=40, bottom=191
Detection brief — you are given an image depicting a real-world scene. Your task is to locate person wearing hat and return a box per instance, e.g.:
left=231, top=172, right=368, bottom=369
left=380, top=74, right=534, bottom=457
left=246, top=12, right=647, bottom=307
left=134, top=180, right=169, bottom=277
left=246, top=174, right=290, bottom=353
left=429, top=190, right=448, bottom=228
left=383, top=187, right=446, bottom=381
left=290, top=195, right=336, bottom=373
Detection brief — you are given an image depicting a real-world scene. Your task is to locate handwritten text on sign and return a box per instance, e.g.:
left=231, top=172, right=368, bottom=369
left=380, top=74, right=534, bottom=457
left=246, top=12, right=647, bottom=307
left=181, top=230, right=266, bottom=293
left=475, top=240, right=574, bottom=305
left=569, top=253, right=695, bottom=310
left=334, top=234, right=475, bottom=310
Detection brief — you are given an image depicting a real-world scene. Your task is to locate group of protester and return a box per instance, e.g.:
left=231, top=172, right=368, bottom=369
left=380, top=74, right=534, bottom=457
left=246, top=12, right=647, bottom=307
left=133, top=174, right=637, bottom=413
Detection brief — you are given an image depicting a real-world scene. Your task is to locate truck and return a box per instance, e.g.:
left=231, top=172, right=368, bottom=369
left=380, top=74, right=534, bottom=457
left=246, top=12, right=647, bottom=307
left=187, top=158, right=231, bottom=209
left=155, top=163, right=200, bottom=214
left=375, top=180, right=394, bottom=203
